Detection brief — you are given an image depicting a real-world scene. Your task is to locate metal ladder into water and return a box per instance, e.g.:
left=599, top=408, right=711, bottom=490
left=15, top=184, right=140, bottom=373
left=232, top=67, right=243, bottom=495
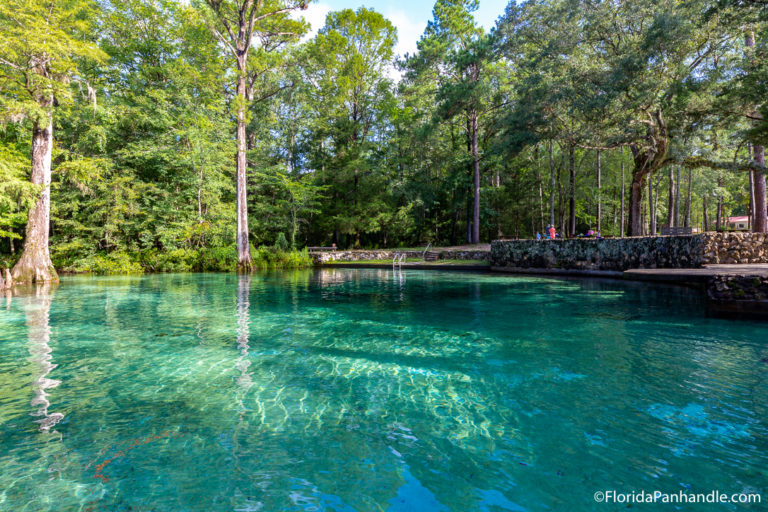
left=392, top=252, right=406, bottom=268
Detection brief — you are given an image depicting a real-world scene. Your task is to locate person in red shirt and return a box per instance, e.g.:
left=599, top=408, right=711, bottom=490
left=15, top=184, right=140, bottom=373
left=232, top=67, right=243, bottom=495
left=548, top=225, right=556, bottom=239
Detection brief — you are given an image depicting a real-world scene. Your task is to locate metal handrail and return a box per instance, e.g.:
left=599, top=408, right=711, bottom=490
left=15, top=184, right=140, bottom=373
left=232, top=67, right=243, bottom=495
left=422, top=243, right=432, bottom=259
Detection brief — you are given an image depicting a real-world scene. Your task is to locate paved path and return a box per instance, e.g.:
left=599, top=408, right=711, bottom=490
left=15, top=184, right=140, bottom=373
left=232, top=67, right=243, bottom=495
left=624, top=264, right=768, bottom=283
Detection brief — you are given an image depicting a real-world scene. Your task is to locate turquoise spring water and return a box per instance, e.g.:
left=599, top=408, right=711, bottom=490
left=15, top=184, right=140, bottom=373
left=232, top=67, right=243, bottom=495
left=0, top=269, right=766, bottom=511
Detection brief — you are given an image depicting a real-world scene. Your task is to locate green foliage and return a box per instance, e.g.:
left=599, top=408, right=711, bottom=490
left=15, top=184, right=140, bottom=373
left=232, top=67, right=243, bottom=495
left=274, top=233, right=290, bottom=252
left=0, top=136, right=38, bottom=242
left=253, top=247, right=313, bottom=270
left=197, top=246, right=239, bottom=272
left=0, top=0, right=108, bottom=123
left=1, top=0, right=766, bottom=269
left=68, top=252, right=145, bottom=275
left=59, top=245, right=311, bottom=274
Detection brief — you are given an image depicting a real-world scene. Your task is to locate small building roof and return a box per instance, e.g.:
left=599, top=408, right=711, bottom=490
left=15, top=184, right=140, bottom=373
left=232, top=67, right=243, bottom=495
left=728, top=216, right=749, bottom=223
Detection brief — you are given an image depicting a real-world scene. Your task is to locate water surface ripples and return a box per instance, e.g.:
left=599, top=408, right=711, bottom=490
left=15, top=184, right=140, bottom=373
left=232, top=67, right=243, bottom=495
left=0, top=270, right=766, bottom=511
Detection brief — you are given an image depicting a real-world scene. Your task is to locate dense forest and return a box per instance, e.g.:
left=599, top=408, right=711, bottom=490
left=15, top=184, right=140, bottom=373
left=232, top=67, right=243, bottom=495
left=1, top=0, right=766, bottom=278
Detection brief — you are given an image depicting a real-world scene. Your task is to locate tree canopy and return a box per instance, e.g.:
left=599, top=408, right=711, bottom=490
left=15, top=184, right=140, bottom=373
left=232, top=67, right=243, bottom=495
left=1, top=0, right=766, bottom=275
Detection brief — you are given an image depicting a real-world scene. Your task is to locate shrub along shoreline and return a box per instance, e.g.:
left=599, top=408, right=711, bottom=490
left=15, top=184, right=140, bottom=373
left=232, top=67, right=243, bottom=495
left=0, top=245, right=314, bottom=276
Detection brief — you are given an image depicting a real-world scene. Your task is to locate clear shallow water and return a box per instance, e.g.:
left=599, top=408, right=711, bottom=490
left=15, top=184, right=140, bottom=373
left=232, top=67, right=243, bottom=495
left=0, top=269, right=766, bottom=512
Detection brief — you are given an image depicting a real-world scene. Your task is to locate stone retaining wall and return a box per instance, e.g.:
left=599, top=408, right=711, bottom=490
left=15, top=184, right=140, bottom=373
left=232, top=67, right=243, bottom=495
left=491, top=233, right=768, bottom=271
left=435, top=250, right=489, bottom=261
left=312, top=250, right=422, bottom=264
left=707, top=274, right=768, bottom=317
left=311, top=249, right=490, bottom=264
left=700, top=232, right=768, bottom=264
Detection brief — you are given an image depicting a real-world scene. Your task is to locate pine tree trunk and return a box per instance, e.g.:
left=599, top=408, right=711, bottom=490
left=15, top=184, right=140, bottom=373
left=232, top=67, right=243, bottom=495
left=568, top=144, right=576, bottom=236
left=703, top=194, right=709, bottom=232
left=535, top=145, right=543, bottom=232
left=549, top=140, right=555, bottom=226
left=648, top=177, right=656, bottom=235
left=667, top=167, right=675, bottom=228
left=620, top=149, right=625, bottom=237
left=674, top=166, right=681, bottom=228
left=466, top=199, right=472, bottom=244
left=596, top=150, right=601, bottom=233
left=235, top=71, right=252, bottom=270
left=746, top=31, right=767, bottom=233
left=538, top=177, right=544, bottom=233
left=471, top=110, right=480, bottom=244
left=450, top=200, right=458, bottom=246
left=749, top=165, right=754, bottom=231
left=685, top=167, right=693, bottom=227
left=716, top=177, right=723, bottom=231
left=754, top=145, right=767, bottom=232
left=12, top=100, right=58, bottom=284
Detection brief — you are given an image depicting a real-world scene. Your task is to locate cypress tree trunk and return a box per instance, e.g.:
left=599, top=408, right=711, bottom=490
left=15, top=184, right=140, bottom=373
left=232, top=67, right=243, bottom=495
left=12, top=99, right=58, bottom=284
left=235, top=70, right=252, bottom=271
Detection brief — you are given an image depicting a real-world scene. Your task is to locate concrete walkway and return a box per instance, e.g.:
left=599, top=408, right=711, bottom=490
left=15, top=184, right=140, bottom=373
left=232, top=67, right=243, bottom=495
left=624, top=264, right=768, bottom=283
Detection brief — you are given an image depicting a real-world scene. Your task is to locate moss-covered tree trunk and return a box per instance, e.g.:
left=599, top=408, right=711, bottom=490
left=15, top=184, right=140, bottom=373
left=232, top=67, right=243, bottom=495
left=627, top=112, right=668, bottom=236
left=12, top=100, right=58, bottom=284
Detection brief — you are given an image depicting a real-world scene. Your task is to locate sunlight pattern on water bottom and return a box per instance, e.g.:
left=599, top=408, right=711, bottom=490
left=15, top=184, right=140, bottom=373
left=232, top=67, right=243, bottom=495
left=0, top=270, right=766, bottom=511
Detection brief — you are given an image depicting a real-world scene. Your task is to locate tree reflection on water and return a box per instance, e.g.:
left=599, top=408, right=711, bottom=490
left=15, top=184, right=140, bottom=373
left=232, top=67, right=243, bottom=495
left=26, top=283, right=64, bottom=433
